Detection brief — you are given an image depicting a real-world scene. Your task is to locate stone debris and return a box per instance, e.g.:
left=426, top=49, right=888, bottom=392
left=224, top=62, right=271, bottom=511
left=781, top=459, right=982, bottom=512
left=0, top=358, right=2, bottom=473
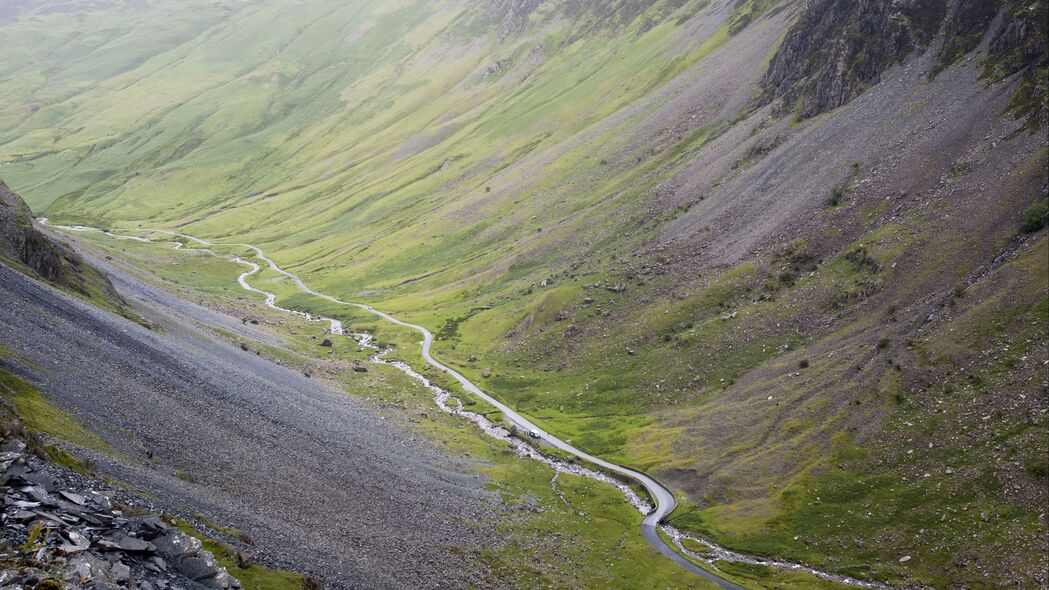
left=1, top=447, right=242, bottom=589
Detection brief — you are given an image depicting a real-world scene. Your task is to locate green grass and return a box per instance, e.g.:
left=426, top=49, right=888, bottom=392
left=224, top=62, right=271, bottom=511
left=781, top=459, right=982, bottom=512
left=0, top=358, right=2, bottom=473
left=171, top=518, right=312, bottom=590
left=51, top=179, right=1049, bottom=588
left=663, top=238, right=1049, bottom=588
left=60, top=203, right=1049, bottom=588
left=0, top=369, right=112, bottom=455
left=64, top=231, right=798, bottom=589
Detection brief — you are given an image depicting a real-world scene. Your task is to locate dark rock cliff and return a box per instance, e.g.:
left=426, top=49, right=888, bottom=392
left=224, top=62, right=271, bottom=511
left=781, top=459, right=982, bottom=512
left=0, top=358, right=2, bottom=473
left=762, top=0, right=948, bottom=118
left=0, top=180, right=123, bottom=303
left=985, top=0, right=1049, bottom=127
left=762, top=0, right=1048, bottom=124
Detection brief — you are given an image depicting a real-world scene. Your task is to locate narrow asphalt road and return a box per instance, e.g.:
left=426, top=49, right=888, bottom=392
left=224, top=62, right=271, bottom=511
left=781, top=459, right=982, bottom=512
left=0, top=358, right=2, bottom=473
left=368, top=306, right=746, bottom=590
left=48, top=223, right=746, bottom=589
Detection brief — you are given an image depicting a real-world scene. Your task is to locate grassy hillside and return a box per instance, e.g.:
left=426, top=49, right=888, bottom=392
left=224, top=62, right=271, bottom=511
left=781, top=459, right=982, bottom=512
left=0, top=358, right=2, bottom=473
left=1, top=0, right=1046, bottom=587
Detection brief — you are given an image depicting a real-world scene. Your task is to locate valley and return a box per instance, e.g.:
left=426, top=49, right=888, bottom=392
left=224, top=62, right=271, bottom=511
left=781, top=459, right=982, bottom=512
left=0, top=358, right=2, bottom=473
left=2, top=209, right=743, bottom=588
left=1, top=1, right=1047, bottom=588
left=48, top=220, right=904, bottom=589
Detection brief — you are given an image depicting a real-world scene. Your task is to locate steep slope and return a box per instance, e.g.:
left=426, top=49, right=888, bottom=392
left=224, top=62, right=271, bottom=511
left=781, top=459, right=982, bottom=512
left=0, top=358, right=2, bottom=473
left=0, top=237, right=501, bottom=589
left=1, top=179, right=130, bottom=315
left=0, top=0, right=1046, bottom=587
left=1, top=190, right=747, bottom=589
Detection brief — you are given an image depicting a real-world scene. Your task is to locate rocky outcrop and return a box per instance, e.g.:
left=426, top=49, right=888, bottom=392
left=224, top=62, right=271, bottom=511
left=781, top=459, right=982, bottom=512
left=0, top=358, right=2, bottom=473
left=0, top=405, right=242, bottom=589
left=0, top=181, right=123, bottom=303
left=762, top=0, right=948, bottom=118
left=762, top=0, right=1048, bottom=123
left=488, top=0, right=544, bottom=38
left=935, top=0, right=1000, bottom=69
left=1, top=180, right=77, bottom=288
left=984, top=0, right=1049, bottom=128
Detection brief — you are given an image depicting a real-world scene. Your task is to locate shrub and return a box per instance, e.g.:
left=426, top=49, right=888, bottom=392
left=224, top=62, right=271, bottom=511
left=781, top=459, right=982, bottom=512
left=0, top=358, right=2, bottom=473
left=1021, top=198, right=1048, bottom=232
left=826, top=185, right=845, bottom=207
left=798, top=359, right=810, bottom=369
left=845, top=245, right=880, bottom=274
left=1026, top=459, right=1049, bottom=479
left=876, top=337, right=891, bottom=350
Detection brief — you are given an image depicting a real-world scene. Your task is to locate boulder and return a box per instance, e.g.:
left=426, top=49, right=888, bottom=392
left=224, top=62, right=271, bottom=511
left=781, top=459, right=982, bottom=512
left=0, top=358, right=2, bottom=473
left=234, top=550, right=255, bottom=569
left=0, top=432, right=245, bottom=590
left=153, top=531, right=203, bottom=563
left=58, top=531, right=91, bottom=555
left=111, top=562, right=131, bottom=583
left=179, top=553, right=221, bottom=580
left=98, top=533, right=155, bottom=553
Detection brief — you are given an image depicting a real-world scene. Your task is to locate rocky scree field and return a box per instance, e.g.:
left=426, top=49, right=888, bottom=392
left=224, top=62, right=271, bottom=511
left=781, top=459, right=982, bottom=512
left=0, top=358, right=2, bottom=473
left=0, top=188, right=510, bottom=589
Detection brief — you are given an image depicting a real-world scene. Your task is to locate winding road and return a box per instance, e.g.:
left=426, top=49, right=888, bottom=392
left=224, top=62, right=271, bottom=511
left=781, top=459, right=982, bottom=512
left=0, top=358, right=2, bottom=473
left=132, top=229, right=744, bottom=588
left=366, top=292, right=743, bottom=590
left=44, top=221, right=887, bottom=590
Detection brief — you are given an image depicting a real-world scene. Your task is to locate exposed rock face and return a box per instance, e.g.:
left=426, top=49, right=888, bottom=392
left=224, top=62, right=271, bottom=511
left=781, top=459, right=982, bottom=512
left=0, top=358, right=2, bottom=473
left=762, top=0, right=1047, bottom=123
left=0, top=180, right=123, bottom=302
left=762, top=0, right=947, bottom=118
left=1, top=180, right=78, bottom=287
left=990, top=2, right=1048, bottom=67
left=488, top=0, right=544, bottom=38
left=985, top=0, right=1049, bottom=127
left=936, top=0, right=1001, bottom=68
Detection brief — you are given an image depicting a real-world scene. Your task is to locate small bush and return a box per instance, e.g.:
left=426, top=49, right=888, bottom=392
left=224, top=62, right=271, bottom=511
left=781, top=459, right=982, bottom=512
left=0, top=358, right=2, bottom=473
left=798, top=359, right=810, bottom=369
left=826, top=185, right=845, bottom=207
left=1021, top=199, right=1048, bottom=232
left=845, top=245, right=880, bottom=274
left=876, top=337, right=891, bottom=350
left=1026, top=459, right=1049, bottom=479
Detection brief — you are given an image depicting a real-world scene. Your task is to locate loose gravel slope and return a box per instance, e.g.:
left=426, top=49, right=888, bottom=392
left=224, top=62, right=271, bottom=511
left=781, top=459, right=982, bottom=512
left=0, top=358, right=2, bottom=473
left=0, top=257, right=500, bottom=590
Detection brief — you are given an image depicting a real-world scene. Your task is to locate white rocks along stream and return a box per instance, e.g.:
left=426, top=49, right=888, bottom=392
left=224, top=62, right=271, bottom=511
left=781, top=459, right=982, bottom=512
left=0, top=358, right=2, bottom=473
left=43, top=221, right=889, bottom=590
